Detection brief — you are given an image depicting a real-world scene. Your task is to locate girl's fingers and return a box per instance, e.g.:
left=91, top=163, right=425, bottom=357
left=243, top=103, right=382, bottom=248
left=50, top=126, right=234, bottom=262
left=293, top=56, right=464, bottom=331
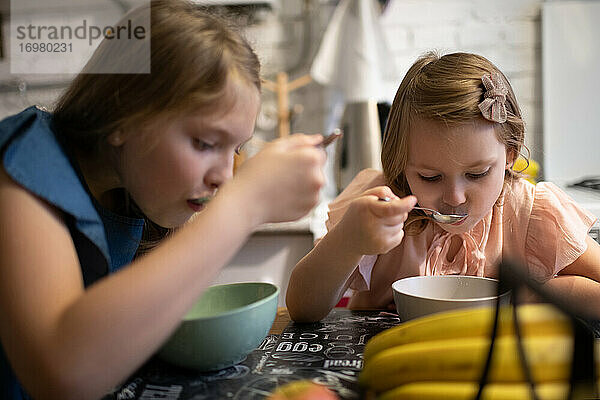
left=380, top=213, right=408, bottom=227
left=375, top=223, right=406, bottom=254
left=371, top=195, right=417, bottom=218
left=363, top=186, right=399, bottom=202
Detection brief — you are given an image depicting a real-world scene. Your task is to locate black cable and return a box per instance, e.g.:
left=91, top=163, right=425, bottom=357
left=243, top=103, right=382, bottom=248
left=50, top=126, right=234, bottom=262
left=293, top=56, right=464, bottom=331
left=478, top=260, right=598, bottom=400
left=474, top=293, right=502, bottom=400
left=567, top=318, right=597, bottom=400
left=511, top=294, right=540, bottom=400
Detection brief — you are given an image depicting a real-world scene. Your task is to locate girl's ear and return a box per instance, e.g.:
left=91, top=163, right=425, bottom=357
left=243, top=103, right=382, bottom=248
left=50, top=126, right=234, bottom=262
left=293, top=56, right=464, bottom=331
left=107, top=131, right=125, bottom=147
left=505, top=149, right=517, bottom=170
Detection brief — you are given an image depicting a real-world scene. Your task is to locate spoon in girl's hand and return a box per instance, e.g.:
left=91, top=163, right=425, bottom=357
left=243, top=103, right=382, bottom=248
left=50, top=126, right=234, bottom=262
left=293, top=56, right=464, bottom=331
left=319, top=129, right=343, bottom=148
left=378, top=197, right=468, bottom=224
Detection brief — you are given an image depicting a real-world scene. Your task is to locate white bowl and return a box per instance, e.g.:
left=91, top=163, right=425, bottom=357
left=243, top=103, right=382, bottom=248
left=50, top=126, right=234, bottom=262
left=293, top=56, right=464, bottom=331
left=392, top=275, right=507, bottom=321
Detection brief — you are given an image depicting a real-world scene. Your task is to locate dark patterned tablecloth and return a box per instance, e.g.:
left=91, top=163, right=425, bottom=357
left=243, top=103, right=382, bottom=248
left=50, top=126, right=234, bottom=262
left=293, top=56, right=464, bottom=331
left=102, top=309, right=401, bottom=400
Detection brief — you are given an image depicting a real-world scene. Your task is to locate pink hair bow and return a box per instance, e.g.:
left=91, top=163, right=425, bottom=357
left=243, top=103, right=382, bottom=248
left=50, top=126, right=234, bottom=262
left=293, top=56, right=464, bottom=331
left=478, top=73, right=508, bottom=123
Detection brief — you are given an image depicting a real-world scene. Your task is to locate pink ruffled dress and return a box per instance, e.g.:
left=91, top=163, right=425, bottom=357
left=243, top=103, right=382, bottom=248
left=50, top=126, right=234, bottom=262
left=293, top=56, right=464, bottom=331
left=324, top=169, right=598, bottom=309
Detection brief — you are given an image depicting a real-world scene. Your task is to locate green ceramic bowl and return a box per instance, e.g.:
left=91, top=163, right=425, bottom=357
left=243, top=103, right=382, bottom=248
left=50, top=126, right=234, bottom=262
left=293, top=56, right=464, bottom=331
left=158, top=282, right=279, bottom=371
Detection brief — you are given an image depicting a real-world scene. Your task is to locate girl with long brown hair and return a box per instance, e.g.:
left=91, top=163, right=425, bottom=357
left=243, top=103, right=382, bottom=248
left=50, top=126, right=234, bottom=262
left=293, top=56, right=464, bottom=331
left=0, top=1, right=326, bottom=398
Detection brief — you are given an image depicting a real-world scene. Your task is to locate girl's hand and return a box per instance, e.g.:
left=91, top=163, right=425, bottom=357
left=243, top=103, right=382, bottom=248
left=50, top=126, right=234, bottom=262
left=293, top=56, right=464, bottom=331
left=229, top=134, right=326, bottom=225
left=335, top=186, right=417, bottom=256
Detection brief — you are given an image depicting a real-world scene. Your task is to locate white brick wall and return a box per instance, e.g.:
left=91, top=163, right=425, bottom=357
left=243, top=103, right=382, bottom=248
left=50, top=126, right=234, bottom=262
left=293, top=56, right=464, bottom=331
left=373, top=0, right=545, bottom=165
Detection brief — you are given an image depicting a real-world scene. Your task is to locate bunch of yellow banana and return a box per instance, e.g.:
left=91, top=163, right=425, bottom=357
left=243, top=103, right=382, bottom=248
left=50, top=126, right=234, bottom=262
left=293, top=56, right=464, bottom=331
left=378, top=381, right=569, bottom=400
left=359, top=303, right=599, bottom=399
left=363, top=303, right=571, bottom=362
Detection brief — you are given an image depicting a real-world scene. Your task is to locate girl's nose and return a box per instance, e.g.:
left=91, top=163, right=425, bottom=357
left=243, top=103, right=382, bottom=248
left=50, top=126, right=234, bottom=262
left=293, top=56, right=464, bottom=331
left=442, top=181, right=467, bottom=207
left=205, top=154, right=234, bottom=189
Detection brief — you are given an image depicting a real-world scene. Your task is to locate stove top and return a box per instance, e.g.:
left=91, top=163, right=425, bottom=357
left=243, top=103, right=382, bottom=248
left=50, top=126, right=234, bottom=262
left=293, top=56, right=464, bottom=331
left=558, top=179, right=600, bottom=217
left=558, top=178, right=600, bottom=243
left=570, top=177, right=600, bottom=192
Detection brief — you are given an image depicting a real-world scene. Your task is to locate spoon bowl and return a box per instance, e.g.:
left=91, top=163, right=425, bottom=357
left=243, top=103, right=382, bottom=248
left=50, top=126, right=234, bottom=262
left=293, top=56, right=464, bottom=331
left=377, top=197, right=467, bottom=224
left=413, top=206, right=467, bottom=224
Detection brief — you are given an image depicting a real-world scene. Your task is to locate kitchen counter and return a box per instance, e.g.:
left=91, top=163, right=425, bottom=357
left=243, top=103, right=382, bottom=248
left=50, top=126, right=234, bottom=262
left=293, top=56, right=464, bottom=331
left=269, top=307, right=291, bottom=335
left=254, top=215, right=311, bottom=235
left=254, top=199, right=331, bottom=236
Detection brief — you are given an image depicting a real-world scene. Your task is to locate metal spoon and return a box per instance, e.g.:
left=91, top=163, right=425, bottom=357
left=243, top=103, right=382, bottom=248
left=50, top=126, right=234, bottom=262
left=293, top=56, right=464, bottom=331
left=412, top=206, right=468, bottom=224
left=378, top=197, right=467, bottom=224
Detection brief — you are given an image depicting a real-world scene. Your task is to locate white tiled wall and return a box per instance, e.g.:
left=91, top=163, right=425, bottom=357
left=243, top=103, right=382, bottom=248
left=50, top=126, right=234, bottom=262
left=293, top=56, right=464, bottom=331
left=0, top=0, right=561, bottom=173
